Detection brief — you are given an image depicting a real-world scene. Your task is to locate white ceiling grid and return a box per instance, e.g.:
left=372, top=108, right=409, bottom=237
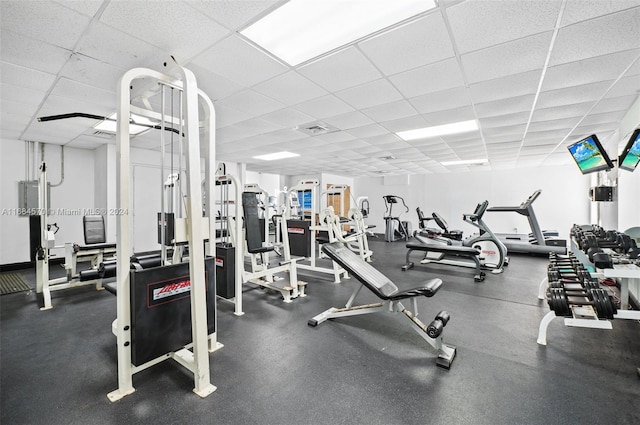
left=0, top=0, right=639, bottom=176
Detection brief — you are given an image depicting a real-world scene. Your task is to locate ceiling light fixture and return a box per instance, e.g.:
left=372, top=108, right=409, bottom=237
left=93, top=112, right=155, bottom=135
left=241, top=0, right=436, bottom=66
left=397, top=120, right=479, bottom=141
left=440, top=158, right=488, bottom=166
left=253, top=151, right=300, bottom=161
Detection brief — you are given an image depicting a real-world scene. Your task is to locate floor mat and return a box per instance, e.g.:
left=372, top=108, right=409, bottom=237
left=0, top=273, right=32, bottom=295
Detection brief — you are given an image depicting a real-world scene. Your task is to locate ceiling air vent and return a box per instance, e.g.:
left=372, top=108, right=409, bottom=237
left=92, top=130, right=115, bottom=138
left=295, top=121, right=339, bottom=136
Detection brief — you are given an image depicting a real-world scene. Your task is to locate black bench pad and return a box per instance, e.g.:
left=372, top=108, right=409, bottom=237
left=322, top=242, right=442, bottom=300
left=75, top=243, right=116, bottom=252
left=406, top=242, right=479, bottom=256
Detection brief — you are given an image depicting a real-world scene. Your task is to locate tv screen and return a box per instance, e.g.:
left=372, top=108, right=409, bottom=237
left=618, top=128, right=640, bottom=172
left=567, top=134, right=614, bottom=174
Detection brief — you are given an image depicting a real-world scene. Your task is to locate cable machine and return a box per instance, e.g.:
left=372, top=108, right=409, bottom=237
left=283, top=179, right=348, bottom=283
left=108, top=60, right=219, bottom=402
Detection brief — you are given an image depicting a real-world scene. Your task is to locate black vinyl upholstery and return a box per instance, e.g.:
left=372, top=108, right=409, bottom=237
left=406, top=242, right=479, bottom=257
left=242, top=192, right=274, bottom=254
left=83, top=215, right=106, bottom=245
left=322, top=242, right=442, bottom=300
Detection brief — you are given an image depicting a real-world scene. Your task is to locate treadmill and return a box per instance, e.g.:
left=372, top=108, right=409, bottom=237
left=487, top=190, right=566, bottom=254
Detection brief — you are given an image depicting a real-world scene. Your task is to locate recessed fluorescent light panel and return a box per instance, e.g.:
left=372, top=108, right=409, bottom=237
left=397, top=120, right=479, bottom=141
left=241, top=0, right=437, bottom=66
left=253, top=151, right=300, bottom=161
left=440, top=159, right=487, bottom=166
left=93, top=112, right=155, bottom=135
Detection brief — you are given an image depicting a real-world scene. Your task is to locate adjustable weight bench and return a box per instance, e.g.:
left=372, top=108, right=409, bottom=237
left=403, top=240, right=485, bottom=282
left=309, top=242, right=456, bottom=369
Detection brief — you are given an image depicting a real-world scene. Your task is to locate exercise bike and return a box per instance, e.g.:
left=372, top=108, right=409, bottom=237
left=416, top=201, right=509, bottom=273
left=416, top=207, right=463, bottom=241
left=383, top=195, right=412, bottom=242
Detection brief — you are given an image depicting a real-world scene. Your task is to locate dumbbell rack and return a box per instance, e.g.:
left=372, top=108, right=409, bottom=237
left=537, top=238, right=640, bottom=346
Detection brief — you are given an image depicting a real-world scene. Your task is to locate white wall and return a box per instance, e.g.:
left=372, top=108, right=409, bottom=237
left=355, top=165, right=590, bottom=242
left=0, top=140, right=95, bottom=264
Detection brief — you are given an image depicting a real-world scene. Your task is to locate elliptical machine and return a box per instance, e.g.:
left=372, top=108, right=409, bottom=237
left=383, top=195, right=411, bottom=242
left=461, top=201, right=509, bottom=272
left=416, top=200, right=508, bottom=273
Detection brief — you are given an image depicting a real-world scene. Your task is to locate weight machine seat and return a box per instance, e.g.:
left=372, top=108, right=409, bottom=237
left=74, top=242, right=116, bottom=252
left=406, top=241, right=479, bottom=257
left=322, top=242, right=442, bottom=300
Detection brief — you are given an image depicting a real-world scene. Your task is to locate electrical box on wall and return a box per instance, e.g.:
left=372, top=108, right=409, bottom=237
left=589, top=186, right=616, bottom=202
left=18, top=180, right=50, bottom=215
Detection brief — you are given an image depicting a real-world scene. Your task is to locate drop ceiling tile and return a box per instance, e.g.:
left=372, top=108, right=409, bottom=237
left=603, top=75, right=640, bottom=98
left=549, top=8, right=640, bottom=66
left=531, top=102, right=593, bottom=122
left=323, top=111, right=373, bottom=130
left=528, top=117, right=581, bottom=133
left=579, top=110, right=627, bottom=127
left=0, top=30, right=71, bottom=74
left=561, top=1, right=640, bottom=27
left=298, top=47, right=382, bottom=92
left=261, top=108, right=315, bottom=128
left=1, top=62, right=56, bottom=92
left=486, top=141, right=521, bottom=149
left=215, top=104, right=253, bottom=127
left=1, top=1, right=90, bottom=49
left=469, top=69, right=541, bottom=103
left=536, top=80, right=612, bottom=109
left=346, top=124, right=389, bottom=139
left=1, top=98, right=39, bottom=120
left=590, top=95, right=638, bottom=114
left=361, top=100, right=418, bottom=122
left=60, top=54, right=125, bottom=92
left=312, top=131, right=356, bottom=144
left=479, top=112, right=531, bottom=129
left=379, top=115, right=429, bottom=133
left=542, top=49, right=640, bottom=92
left=191, top=35, right=288, bottom=87
left=0, top=83, right=47, bottom=108
left=49, top=78, right=116, bottom=110
left=483, top=124, right=527, bottom=137
left=188, top=64, right=245, bottom=101
left=187, top=0, right=281, bottom=30
left=422, top=106, right=476, bottom=126
left=389, top=58, right=465, bottom=98
left=216, top=90, right=285, bottom=117
left=475, top=95, right=535, bottom=118
left=253, top=71, right=327, bottom=106
left=461, top=31, right=552, bottom=84
left=447, top=0, right=560, bottom=54
left=75, top=22, right=165, bottom=71
left=336, top=79, right=403, bottom=110
left=100, top=1, right=230, bottom=60
left=358, top=13, right=454, bottom=75
left=524, top=128, right=569, bottom=142
left=65, top=138, right=104, bottom=150
left=485, top=136, right=522, bottom=145
left=408, top=86, right=472, bottom=114
left=294, top=95, right=354, bottom=119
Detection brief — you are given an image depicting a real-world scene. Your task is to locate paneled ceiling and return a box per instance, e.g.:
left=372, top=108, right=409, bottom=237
left=1, top=0, right=639, bottom=176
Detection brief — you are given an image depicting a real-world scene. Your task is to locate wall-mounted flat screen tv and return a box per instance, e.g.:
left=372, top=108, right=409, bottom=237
left=618, top=128, right=640, bottom=172
left=567, top=134, right=614, bottom=174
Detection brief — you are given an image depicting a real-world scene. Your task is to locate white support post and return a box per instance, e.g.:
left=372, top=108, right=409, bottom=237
left=178, top=66, right=216, bottom=398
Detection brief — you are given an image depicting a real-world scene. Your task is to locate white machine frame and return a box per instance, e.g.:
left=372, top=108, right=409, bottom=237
left=283, top=179, right=348, bottom=283
left=109, top=61, right=220, bottom=402
left=240, top=184, right=306, bottom=303
left=34, top=163, right=116, bottom=310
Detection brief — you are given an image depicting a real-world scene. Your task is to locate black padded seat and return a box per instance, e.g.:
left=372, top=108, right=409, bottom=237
left=74, top=243, right=116, bottom=252
left=406, top=241, right=479, bottom=257
left=322, top=242, right=442, bottom=300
